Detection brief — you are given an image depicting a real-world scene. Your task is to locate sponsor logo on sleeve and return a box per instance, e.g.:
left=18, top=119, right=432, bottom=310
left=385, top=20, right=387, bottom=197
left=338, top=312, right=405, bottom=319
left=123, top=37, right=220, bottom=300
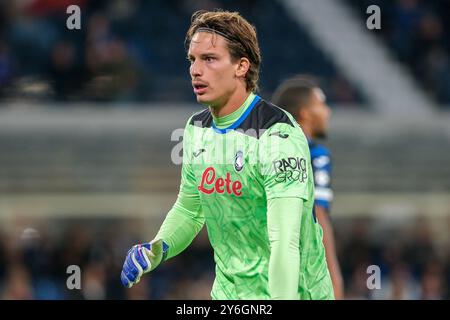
left=272, top=157, right=308, bottom=183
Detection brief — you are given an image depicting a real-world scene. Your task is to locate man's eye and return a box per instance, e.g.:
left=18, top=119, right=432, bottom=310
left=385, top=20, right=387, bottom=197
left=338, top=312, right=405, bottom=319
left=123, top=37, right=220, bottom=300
left=205, top=57, right=215, bottom=62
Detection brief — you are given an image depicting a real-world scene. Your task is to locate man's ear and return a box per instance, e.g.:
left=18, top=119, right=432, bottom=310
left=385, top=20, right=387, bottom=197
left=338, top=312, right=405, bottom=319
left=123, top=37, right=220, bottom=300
left=298, top=107, right=310, bottom=121
left=236, top=57, right=250, bottom=78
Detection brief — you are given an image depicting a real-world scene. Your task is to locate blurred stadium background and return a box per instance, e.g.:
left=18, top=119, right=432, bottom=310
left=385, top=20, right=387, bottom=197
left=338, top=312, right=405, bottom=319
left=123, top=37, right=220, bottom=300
left=0, top=0, right=449, bottom=299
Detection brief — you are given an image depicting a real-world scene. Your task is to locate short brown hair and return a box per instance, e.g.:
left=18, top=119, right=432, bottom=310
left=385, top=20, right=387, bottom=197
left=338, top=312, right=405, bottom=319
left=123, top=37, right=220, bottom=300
left=185, top=10, right=261, bottom=92
left=271, top=75, right=319, bottom=119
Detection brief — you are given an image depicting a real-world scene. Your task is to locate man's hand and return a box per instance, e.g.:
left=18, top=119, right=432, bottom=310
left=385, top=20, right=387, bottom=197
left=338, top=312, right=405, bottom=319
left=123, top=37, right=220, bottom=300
left=120, top=239, right=168, bottom=288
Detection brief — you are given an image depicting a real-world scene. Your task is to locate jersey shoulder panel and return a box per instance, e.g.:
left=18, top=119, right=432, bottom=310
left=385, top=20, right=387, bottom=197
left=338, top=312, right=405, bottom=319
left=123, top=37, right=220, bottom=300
left=236, top=99, right=295, bottom=138
left=187, top=99, right=296, bottom=138
left=189, top=108, right=213, bottom=128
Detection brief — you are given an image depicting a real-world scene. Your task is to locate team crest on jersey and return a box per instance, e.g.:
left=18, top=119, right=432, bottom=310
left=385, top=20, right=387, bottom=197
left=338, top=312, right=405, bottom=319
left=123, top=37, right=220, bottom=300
left=234, top=150, right=244, bottom=172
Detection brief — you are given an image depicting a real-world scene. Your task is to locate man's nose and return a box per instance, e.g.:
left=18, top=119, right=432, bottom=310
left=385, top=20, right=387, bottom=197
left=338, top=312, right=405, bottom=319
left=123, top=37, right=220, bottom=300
left=190, top=60, right=202, bottom=78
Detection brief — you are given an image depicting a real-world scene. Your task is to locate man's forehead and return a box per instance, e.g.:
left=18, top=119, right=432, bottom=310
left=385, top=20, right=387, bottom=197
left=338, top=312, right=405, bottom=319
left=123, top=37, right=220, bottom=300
left=189, top=31, right=228, bottom=53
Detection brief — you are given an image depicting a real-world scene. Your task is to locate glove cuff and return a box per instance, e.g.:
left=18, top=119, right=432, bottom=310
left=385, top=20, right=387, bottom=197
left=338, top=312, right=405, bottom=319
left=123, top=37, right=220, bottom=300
left=161, top=241, right=169, bottom=262
left=148, top=239, right=170, bottom=262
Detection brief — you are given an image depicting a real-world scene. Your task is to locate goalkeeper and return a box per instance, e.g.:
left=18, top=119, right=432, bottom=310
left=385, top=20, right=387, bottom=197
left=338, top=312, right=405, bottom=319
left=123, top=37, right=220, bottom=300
left=121, top=9, right=334, bottom=300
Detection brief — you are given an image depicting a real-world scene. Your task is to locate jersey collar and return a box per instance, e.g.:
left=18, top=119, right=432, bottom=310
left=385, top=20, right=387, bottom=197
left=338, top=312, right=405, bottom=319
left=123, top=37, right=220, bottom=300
left=211, top=94, right=261, bottom=134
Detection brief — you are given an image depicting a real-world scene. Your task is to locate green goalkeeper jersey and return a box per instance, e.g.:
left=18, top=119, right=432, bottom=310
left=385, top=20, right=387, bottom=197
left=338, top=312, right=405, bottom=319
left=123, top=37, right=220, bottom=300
left=156, top=93, right=334, bottom=300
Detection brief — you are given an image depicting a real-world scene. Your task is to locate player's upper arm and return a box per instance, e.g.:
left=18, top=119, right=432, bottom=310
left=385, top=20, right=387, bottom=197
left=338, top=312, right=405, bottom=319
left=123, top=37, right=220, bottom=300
left=179, top=116, right=199, bottom=194
left=174, top=115, right=203, bottom=216
left=258, top=121, right=312, bottom=201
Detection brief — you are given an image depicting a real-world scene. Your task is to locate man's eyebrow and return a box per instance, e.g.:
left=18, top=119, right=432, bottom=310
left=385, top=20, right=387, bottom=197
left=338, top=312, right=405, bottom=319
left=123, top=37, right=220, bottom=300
left=188, top=52, right=219, bottom=58
left=201, top=53, right=219, bottom=57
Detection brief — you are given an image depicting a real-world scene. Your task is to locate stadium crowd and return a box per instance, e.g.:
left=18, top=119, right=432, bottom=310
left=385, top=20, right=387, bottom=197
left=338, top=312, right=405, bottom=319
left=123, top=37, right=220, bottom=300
left=1, top=0, right=448, bottom=106
left=0, top=216, right=447, bottom=300
left=0, top=0, right=363, bottom=104
left=347, top=0, right=450, bottom=105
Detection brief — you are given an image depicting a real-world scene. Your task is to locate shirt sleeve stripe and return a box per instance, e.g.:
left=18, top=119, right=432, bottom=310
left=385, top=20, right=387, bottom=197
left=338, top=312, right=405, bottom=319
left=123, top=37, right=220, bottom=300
left=314, top=187, right=333, bottom=202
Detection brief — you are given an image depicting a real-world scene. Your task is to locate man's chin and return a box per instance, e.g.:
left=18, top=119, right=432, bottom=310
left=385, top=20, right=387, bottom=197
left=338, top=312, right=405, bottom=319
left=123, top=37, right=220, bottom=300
left=196, top=94, right=219, bottom=107
left=196, top=94, right=211, bottom=105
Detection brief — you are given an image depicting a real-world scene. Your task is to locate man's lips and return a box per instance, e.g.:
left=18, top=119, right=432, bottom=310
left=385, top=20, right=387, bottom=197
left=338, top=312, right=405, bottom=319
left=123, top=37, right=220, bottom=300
left=192, top=82, right=208, bottom=94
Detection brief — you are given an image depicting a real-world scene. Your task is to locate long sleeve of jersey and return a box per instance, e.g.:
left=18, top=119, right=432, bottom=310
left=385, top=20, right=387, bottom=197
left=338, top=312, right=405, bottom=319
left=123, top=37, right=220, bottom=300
left=155, top=117, right=205, bottom=260
left=258, top=119, right=315, bottom=300
left=267, top=197, right=302, bottom=299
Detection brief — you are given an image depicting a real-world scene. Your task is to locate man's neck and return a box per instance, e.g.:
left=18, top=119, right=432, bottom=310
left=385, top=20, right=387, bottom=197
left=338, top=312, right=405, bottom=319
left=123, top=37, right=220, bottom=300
left=209, top=87, right=250, bottom=118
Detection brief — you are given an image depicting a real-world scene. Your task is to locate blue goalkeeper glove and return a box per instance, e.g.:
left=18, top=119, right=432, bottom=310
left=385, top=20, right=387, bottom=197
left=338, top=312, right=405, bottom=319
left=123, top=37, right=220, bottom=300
left=120, top=239, right=169, bottom=288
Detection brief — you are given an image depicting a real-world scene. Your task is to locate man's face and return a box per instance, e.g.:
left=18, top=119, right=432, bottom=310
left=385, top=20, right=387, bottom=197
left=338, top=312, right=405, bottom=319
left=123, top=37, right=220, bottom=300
left=188, top=32, right=240, bottom=107
left=307, top=88, right=331, bottom=139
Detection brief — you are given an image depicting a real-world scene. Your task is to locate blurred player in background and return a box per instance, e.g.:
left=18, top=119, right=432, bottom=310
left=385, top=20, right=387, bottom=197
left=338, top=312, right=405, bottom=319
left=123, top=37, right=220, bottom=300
left=272, top=76, right=344, bottom=299
left=120, top=10, right=334, bottom=299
